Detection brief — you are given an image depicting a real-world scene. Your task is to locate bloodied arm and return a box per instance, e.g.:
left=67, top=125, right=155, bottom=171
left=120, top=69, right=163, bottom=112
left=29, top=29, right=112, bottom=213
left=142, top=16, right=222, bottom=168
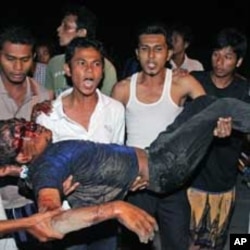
left=50, top=200, right=158, bottom=244
left=37, top=188, right=157, bottom=243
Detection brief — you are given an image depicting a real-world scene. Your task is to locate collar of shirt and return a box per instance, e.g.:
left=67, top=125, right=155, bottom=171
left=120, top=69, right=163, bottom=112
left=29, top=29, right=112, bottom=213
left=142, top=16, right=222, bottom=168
left=50, top=88, right=111, bottom=120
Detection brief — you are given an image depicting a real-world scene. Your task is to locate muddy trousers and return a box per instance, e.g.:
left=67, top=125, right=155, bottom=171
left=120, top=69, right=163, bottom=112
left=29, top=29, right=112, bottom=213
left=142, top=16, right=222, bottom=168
left=148, top=96, right=250, bottom=193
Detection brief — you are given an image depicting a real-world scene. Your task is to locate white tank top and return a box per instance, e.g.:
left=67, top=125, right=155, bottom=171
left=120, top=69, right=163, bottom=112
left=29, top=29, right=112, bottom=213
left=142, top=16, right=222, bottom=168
left=126, top=69, right=183, bottom=148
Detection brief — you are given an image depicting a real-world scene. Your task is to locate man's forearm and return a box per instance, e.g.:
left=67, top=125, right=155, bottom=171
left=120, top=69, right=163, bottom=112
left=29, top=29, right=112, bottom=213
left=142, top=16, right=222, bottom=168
left=50, top=201, right=116, bottom=234
left=0, top=217, right=34, bottom=234
left=50, top=200, right=158, bottom=244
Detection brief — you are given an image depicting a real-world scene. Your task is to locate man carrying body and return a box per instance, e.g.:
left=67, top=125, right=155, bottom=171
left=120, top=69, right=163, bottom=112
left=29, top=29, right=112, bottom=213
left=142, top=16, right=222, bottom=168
left=188, top=27, right=250, bottom=249
left=35, top=37, right=125, bottom=249
left=112, top=22, right=205, bottom=250
left=0, top=95, right=250, bottom=218
left=0, top=25, right=53, bottom=249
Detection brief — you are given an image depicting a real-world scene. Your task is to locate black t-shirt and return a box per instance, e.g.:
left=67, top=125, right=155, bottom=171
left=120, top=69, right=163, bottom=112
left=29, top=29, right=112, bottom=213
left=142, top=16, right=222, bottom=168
left=190, top=71, right=250, bottom=192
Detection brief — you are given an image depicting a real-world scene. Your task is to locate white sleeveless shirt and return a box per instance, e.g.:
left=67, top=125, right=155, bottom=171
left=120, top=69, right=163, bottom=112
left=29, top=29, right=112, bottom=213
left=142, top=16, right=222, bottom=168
left=126, top=69, right=183, bottom=148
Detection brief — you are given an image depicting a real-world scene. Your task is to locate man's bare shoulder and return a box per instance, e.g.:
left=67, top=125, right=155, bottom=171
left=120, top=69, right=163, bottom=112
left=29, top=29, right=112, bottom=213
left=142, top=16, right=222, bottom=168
left=111, top=77, right=131, bottom=104
left=172, top=70, right=202, bottom=86
left=112, top=77, right=131, bottom=93
left=115, top=76, right=131, bottom=87
left=172, top=69, right=206, bottom=99
left=172, top=70, right=192, bottom=83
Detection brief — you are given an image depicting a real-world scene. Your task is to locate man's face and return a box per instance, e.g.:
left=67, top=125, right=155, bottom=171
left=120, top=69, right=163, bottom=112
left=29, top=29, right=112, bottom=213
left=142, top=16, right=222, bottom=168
left=211, top=46, right=241, bottom=78
left=57, top=14, right=78, bottom=47
left=136, top=34, right=170, bottom=76
left=171, top=32, right=187, bottom=55
left=12, top=120, right=52, bottom=162
left=64, top=47, right=103, bottom=97
left=0, top=41, right=33, bottom=85
left=36, top=45, right=51, bottom=64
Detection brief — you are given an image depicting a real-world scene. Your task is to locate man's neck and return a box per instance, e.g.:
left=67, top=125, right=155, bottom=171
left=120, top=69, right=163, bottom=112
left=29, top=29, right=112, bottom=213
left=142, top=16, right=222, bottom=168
left=2, top=77, right=27, bottom=107
left=172, top=52, right=185, bottom=68
left=210, top=72, right=234, bottom=89
left=62, top=90, right=99, bottom=130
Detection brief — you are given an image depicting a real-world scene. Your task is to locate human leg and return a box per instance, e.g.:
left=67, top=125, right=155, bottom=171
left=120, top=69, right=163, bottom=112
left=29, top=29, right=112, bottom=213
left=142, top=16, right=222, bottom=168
left=158, top=189, right=190, bottom=250
left=187, top=187, right=235, bottom=249
left=148, top=97, right=250, bottom=193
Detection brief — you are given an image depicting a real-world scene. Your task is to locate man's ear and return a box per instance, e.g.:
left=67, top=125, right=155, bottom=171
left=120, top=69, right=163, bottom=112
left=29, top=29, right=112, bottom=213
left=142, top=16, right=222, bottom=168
left=64, top=63, right=71, bottom=77
left=184, top=41, right=190, bottom=50
left=167, top=49, right=173, bottom=61
left=15, top=151, right=32, bottom=164
left=76, top=28, right=87, bottom=38
left=236, top=57, right=243, bottom=68
left=135, top=49, right=139, bottom=60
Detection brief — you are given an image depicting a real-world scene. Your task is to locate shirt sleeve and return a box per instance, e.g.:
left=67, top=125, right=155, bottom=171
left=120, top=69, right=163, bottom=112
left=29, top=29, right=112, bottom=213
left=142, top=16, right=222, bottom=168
left=111, top=103, right=125, bottom=144
left=28, top=145, right=71, bottom=198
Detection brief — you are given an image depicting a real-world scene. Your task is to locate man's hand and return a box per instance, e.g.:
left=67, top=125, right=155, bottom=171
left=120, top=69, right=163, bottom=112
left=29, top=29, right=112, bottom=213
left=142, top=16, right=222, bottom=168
left=62, top=175, right=80, bottom=196
left=114, top=201, right=158, bottom=244
left=172, top=68, right=189, bottom=77
left=27, top=209, right=64, bottom=242
left=213, top=117, right=232, bottom=138
left=130, top=176, right=149, bottom=191
left=31, top=100, right=52, bottom=121
left=0, top=165, right=21, bottom=177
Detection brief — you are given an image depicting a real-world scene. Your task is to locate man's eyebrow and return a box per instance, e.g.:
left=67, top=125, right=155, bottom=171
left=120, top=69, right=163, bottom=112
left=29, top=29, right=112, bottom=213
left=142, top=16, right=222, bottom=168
left=4, top=53, right=32, bottom=59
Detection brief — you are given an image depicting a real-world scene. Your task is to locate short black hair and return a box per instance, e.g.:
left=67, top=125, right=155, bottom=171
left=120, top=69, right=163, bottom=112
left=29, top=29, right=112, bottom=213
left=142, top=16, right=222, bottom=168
left=136, top=22, right=173, bottom=50
left=0, top=26, right=35, bottom=51
left=62, top=4, right=97, bottom=39
left=65, top=37, right=105, bottom=65
left=212, top=27, right=247, bottom=59
left=170, top=22, right=193, bottom=44
left=0, top=119, right=20, bottom=165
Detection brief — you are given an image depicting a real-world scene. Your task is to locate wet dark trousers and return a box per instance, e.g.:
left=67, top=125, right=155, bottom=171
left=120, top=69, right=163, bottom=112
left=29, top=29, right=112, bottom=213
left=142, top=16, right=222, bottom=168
left=148, top=96, right=250, bottom=193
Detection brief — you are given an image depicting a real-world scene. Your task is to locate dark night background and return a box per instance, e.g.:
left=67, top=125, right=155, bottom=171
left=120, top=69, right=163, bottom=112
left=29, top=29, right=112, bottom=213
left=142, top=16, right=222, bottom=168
left=1, top=0, right=250, bottom=78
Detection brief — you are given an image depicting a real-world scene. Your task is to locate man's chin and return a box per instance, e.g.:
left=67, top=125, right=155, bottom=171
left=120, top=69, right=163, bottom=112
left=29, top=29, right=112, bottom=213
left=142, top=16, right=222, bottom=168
left=11, top=79, right=26, bottom=84
left=143, top=69, right=156, bottom=76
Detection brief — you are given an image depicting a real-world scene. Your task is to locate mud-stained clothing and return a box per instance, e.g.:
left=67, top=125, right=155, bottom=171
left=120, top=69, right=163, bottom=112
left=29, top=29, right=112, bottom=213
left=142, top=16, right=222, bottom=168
left=187, top=71, right=250, bottom=249
left=27, top=96, right=250, bottom=207
left=187, top=187, right=235, bottom=249
left=125, top=68, right=187, bottom=250
left=29, top=141, right=138, bottom=207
